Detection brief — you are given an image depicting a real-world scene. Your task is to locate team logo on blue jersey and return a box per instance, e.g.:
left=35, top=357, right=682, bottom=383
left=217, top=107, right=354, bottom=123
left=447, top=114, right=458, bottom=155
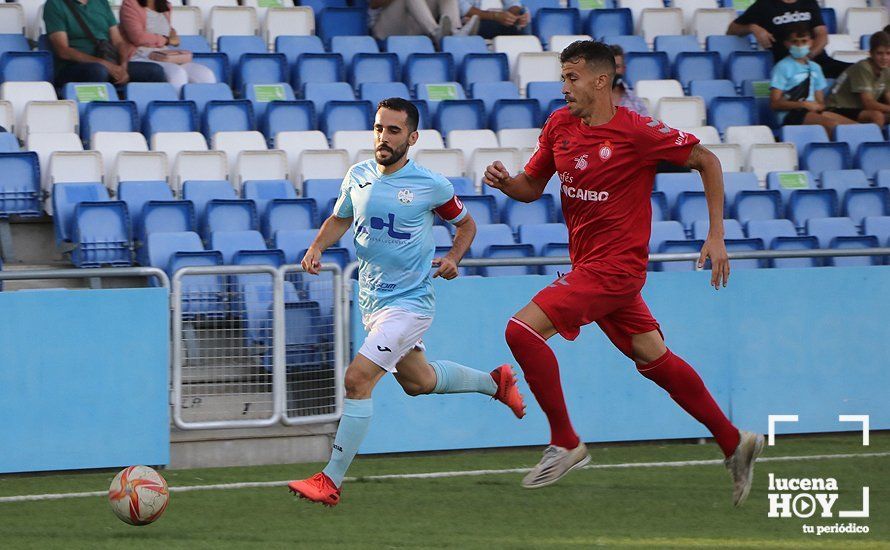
left=398, top=189, right=414, bottom=204
left=369, top=213, right=411, bottom=240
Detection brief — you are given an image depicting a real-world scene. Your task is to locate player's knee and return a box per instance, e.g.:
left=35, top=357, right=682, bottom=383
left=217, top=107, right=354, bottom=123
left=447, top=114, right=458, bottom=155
left=344, top=367, right=373, bottom=398
left=399, top=381, right=429, bottom=397
left=504, top=318, right=523, bottom=347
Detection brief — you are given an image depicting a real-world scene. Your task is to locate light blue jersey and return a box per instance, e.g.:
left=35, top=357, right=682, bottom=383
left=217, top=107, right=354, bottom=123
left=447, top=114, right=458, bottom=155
left=333, top=159, right=467, bottom=317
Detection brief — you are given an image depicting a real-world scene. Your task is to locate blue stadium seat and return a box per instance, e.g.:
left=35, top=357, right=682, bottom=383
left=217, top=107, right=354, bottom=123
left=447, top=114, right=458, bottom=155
left=63, top=82, right=118, bottom=119
left=688, top=79, right=737, bottom=108
left=431, top=225, right=452, bottom=248
left=350, top=53, right=399, bottom=89
left=126, top=82, right=178, bottom=118
left=140, top=201, right=196, bottom=263
left=733, top=190, right=782, bottom=225
left=651, top=191, right=668, bottom=222
left=231, top=248, right=292, bottom=346
left=245, top=82, right=296, bottom=121
left=722, top=172, right=759, bottom=205
left=151, top=233, right=225, bottom=315
left=603, top=35, right=647, bottom=53
left=447, top=177, right=474, bottom=196
left=183, top=180, right=237, bottom=224
left=275, top=228, right=320, bottom=263
left=416, top=82, right=467, bottom=113
left=0, top=152, right=41, bottom=218
left=781, top=124, right=849, bottom=175
left=209, top=230, right=267, bottom=264
left=517, top=222, right=567, bottom=255
left=275, top=35, right=325, bottom=67
left=303, top=179, right=341, bottom=220
left=262, top=100, right=315, bottom=138
left=657, top=239, right=704, bottom=271
left=202, top=100, right=255, bottom=137
left=724, top=237, right=766, bottom=269
left=331, top=35, right=379, bottom=67
left=527, top=81, right=564, bottom=112
left=282, top=299, right=324, bottom=371
left=806, top=216, right=878, bottom=266
left=321, top=100, right=373, bottom=136
left=117, top=180, right=174, bottom=241
left=707, top=96, right=756, bottom=135
left=81, top=101, right=138, bottom=142
left=435, top=99, right=485, bottom=136
left=218, top=35, right=266, bottom=70
left=360, top=82, right=411, bottom=108
left=860, top=34, right=871, bottom=50
left=766, top=170, right=817, bottom=203
left=292, top=53, right=344, bottom=90
left=242, top=179, right=297, bottom=217
left=856, top=142, right=890, bottom=180
left=863, top=216, right=890, bottom=246
left=471, top=81, right=519, bottom=114
left=52, top=183, right=110, bottom=244
left=480, top=243, right=537, bottom=276
left=726, top=51, right=772, bottom=89
left=844, top=187, right=889, bottom=226
left=142, top=100, right=198, bottom=136
left=301, top=0, right=348, bottom=13
left=182, top=82, right=233, bottom=115
left=834, top=123, right=883, bottom=157
left=503, top=195, right=556, bottom=229
left=781, top=124, right=828, bottom=155
left=674, top=192, right=710, bottom=229
left=178, top=35, right=211, bottom=53
left=674, top=52, right=720, bottom=90
left=540, top=242, right=570, bottom=277
left=0, top=51, right=52, bottom=82
left=747, top=218, right=818, bottom=268
left=192, top=52, right=230, bottom=85
left=262, top=198, right=317, bottom=238
left=385, top=35, right=435, bottom=66
left=303, top=81, right=355, bottom=115
left=403, top=53, right=455, bottom=90
left=523, top=0, right=561, bottom=16
left=238, top=53, right=288, bottom=90
left=623, top=52, right=669, bottom=88
left=442, top=36, right=487, bottom=68
left=0, top=34, right=30, bottom=55
left=490, top=99, right=540, bottom=132
left=570, top=0, right=616, bottom=13
left=878, top=170, right=890, bottom=190
left=821, top=169, right=870, bottom=198
left=742, top=78, right=775, bottom=128
left=459, top=195, right=498, bottom=225
left=316, top=8, right=367, bottom=47
left=692, top=219, right=744, bottom=240
left=705, top=35, right=750, bottom=64
left=820, top=8, right=837, bottom=34
left=412, top=99, right=430, bottom=129
left=587, top=9, right=633, bottom=38
left=655, top=172, right=702, bottom=212
left=0, top=133, right=18, bottom=152
left=460, top=53, right=509, bottom=89
left=204, top=199, right=259, bottom=237
left=69, top=200, right=132, bottom=267
left=649, top=220, right=686, bottom=252
left=655, top=35, right=701, bottom=65
left=469, top=223, right=515, bottom=258
left=788, top=189, right=839, bottom=229
left=534, top=8, right=580, bottom=48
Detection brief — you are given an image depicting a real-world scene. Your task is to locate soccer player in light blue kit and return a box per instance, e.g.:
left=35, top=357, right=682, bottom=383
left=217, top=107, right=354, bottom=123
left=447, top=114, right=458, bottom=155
left=288, top=98, right=526, bottom=507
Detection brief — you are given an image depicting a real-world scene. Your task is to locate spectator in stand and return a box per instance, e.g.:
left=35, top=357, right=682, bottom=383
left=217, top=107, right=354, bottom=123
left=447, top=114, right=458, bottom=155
left=825, top=31, right=890, bottom=125
left=769, top=24, right=854, bottom=133
left=727, top=0, right=851, bottom=78
left=44, top=0, right=165, bottom=88
left=369, top=0, right=477, bottom=43
left=119, top=0, right=216, bottom=93
left=460, top=1, right=528, bottom=39
left=609, top=45, right=648, bottom=116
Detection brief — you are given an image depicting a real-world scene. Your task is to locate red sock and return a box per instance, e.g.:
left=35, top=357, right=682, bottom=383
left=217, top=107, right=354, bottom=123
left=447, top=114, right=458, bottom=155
left=638, top=350, right=740, bottom=458
left=505, top=318, right=580, bottom=449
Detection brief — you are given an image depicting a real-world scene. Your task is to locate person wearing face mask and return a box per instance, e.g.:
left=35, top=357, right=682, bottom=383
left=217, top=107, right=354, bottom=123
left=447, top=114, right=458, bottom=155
left=608, top=45, right=648, bottom=116
left=769, top=23, right=854, bottom=133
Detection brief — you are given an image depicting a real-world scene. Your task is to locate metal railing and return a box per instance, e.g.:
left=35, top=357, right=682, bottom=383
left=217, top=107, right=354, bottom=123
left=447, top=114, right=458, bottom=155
left=0, top=266, right=169, bottom=288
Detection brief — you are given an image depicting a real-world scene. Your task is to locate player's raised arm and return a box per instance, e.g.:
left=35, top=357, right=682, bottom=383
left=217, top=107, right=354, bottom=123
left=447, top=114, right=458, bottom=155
left=685, top=144, right=730, bottom=290
left=302, top=214, right=352, bottom=275
left=482, top=162, right=550, bottom=203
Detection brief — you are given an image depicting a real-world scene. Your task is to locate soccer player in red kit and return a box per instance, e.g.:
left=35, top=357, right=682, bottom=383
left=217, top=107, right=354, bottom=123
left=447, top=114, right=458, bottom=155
left=484, top=40, right=764, bottom=506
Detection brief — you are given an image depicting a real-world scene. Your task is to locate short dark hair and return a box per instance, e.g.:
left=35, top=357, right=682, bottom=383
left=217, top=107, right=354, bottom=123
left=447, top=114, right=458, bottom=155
left=137, top=0, right=169, bottom=13
left=377, top=97, right=419, bottom=132
left=559, top=40, right=616, bottom=74
left=869, top=31, right=890, bottom=52
left=785, top=23, right=813, bottom=39
left=608, top=44, right=624, bottom=58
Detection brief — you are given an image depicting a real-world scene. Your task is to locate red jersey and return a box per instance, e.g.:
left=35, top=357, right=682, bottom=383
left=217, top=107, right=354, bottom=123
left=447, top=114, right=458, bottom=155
left=525, top=106, right=699, bottom=278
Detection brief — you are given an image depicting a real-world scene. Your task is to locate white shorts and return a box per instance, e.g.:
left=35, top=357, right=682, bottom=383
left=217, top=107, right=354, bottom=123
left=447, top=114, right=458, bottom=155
left=357, top=307, right=433, bottom=373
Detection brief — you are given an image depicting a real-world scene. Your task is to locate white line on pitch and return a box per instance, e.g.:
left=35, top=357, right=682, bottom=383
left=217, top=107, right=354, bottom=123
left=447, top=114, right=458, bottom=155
left=1, top=451, right=887, bottom=504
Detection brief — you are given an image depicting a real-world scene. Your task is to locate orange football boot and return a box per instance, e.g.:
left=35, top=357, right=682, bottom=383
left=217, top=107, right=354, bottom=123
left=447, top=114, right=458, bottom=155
left=491, top=364, right=526, bottom=419
left=288, top=472, right=341, bottom=507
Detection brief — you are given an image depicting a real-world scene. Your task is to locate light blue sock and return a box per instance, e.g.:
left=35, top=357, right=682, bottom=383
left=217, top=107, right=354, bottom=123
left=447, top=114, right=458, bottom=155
left=322, top=398, right=373, bottom=487
left=430, top=360, right=497, bottom=396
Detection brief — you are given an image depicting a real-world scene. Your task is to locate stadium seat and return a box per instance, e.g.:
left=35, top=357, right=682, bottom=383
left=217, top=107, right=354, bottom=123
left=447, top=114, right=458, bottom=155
left=442, top=36, right=487, bottom=68
left=469, top=223, right=515, bottom=258
left=208, top=229, right=267, bottom=265
left=125, top=82, right=178, bottom=119
left=52, top=182, right=109, bottom=244
left=385, top=35, right=435, bottom=67
left=640, top=8, right=683, bottom=45
left=807, top=216, right=878, bottom=266
left=673, top=51, right=719, bottom=90
left=262, top=198, right=317, bottom=238
left=820, top=7, right=838, bottom=34
left=517, top=223, right=567, bottom=256
left=172, top=151, right=228, bottom=193
left=81, top=101, right=138, bottom=143
left=726, top=51, right=773, bottom=89
left=275, top=228, right=320, bottom=263
left=207, top=6, right=258, bottom=48
left=787, top=188, right=840, bottom=229
left=721, top=171, right=758, bottom=205
left=458, top=195, right=499, bottom=225
left=825, top=33, right=858, bottom=56
left=655, top=35, right=700, bottom=65
left=750, top=142, right=800, bottom=180
left=863, top=216, right=890, bottom=246
left=835, top=123, right=884, bottom=157
left=623, top=52, right=669, bottom=88
left=498, top=128, right=540, bottom=150
left=202, top=99, right=256, bottom=137
left=408, top=129, right=445, bottom=156
left=291, top=53, right=345, bottom=91
left=635, top=79, right=684, bottom=113
left=182, top=82, right=233, bottom=116
left=821, top=169, right=870, bottom=201
left=331, top=35, right=379, bottom=68
left=244, top=82, right=296, bottom=121
left=649, top=220, right=687, bottom=265
left=299, top=150, right=350, bottom=183
left=321, top=100, right=372, bottom=137
left=705, top=34, right=750, bottom=64
left=822, top=169, right=890, bottom=224
left=234, top=150, right=288, bottom=191
left=302, top=178, right=340, bottom=220
left=436, top=100, right=485, bottom=137
left=62, top=82, right=118, bottom=118
left=360, top=82, right=412, bottom=111
left=204, top=199, right=259, bottom=238
left=493, top=35, right=544, bottom=73
left=316, top=7, right=366, bottom=47
left=0, top=34, right=30, bottom=57
left=708, top=96, right=756, bottom=135
left=514, top=52, right=561, bottom=91
left=191, top=52, right=230, bottom=85
left=147, top=230, right=222, bottom=295
left=111, top=151, right=169, bottom=193
left=490, top=99, right=540, bottom=132
left=90, top=131, right=148, bottom=182
left=350, top=53, right=399, bottom=89
left=447, top=129, right=498, bottom=160
left=855, top=142, right=890, bottom=180
left=178, top=34, right=211, bottom=54
left=274, top=129, right=327, bottom=165
left=657, top=97, right=705, bottom=128
left=263, top=6, right=314, bottom=50
left=20, top=100, right=78, bottom=140
left=650, top=191, right=668, bottom=222
left=548, top=34, right=593, bottom=53
left=404, top=53, right=455, bottom=90
left=332, top=130, right=374, bottom=163
left=844, top=8, right=887, bottom=40
left=183, top=179, right=237, bottom=225
left=0, top=151, right=41, bottom=218
left=1, top=80, right=57, bottom=133
left=68, top=200, right=132, bottom=268
left=0, top=51, right=52, bottom=82
left=412, top=149, right=463, bottom=178
left=587, top=8, right=633, bottom=38
left=217, top=35, right=266, bottom=71
left=534, top=8, right=581, bottom=48
left=303, top=82, right=355, bottom=116
left=0, top=131, right=18, bottom=153
left=655, top=172, right=705, bottom=216
left=242, top=179, right=297, bottom=218
left=237, top=53, right=288, bottom=91
left=416, top=82, right=467, bottom=113
left=471, top=81, right=520, bottom=114
left=733, top=189, right=782, bottom=225
left=446, top=176, right=474, bottom=196
left=723, top=125, right=774, bottom=163
left=275, top=35, right=325, bottom=67
left=503, top=196, right=556, bottom=230
left=527, top=81, right=564, bottom=112
left=603, top=34, right=648, bottom=53
left=261, top=100, right=315, bottom=141
left=151, top=131, right=208, bottom=167
left=478, top=243, right=537, bottom=277
left=692, top=218, right=744, bottom=240
left=688, top=79, right=736, bottom=109
left=117, top=180, right=175, bottom=242
left=142, top=100, right=199, bottom=137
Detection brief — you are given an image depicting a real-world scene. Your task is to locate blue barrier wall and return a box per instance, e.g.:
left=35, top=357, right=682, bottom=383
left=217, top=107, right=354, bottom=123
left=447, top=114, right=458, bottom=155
left=0, top=288, right=170, bottom=473
left=356, top=267, right=890, bottom=454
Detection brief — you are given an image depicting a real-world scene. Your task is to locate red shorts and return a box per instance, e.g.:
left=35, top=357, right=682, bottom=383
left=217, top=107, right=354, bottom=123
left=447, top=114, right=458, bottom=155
left=532, top=266, right=661, bottom=358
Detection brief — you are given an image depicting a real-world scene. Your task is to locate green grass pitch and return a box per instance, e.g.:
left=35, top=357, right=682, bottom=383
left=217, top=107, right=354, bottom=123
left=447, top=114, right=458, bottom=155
left=1, top=433, right=887, bottom=549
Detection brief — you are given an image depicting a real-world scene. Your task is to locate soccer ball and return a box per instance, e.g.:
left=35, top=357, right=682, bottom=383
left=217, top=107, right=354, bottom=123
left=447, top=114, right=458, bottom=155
left=108, top=465, right=170, bottom=526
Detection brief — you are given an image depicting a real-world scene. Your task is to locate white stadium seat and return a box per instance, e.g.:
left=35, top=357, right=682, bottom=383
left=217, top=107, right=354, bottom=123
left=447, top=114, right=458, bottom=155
left=354, top=149, right=376, bottom=164
left=15, top=0, right=43, bottom=40
left=725, top=125, right=775, bottom=163
left=26, top=133, right=86, bottom=212
left=300, top=150, right=350, bottom=184
left=704, top=143, right=742, bottom=172
left=0, top=3, right=26, bottom=34
left=413, top=149, right=465, bottom=178
left=208, top=6, right=258, bottom=47
left=0, top=100, right=13, bottom=135
left=212, top=131, right=267, bottom=174
left=514, top=52, right=561, bottom=93
left=173, top=151, right=228, bottom=192
left=548, top=35, right=592, bottom=53
left=692, top=9, right=736, bottom=45
left=409, top=129, right=445, bottom=157
left=673, top=0, right=718, bottom=32
left=825, top=34, right=857, bottom=56
left=447, top=129, right=499, bottom=164
left=832, top=50, right=869, bottom=63
left=189, top=0, right=237, bottom=26
left=333, top=130, right=374, bottom=163
left=92, top=132, right=150, bottom=180
left=243, top=0, right=295, bottom=26
left=619, top=0, right=665, bottom=34
left=20, top=101, right=79, bottom=140
left=844, top=8, right=888, bottom=40
left=824, top=0, right=869, bottom=29
left=681, top=125, right=722, bottom=145
left=48, top=151, right=103, bottom=187
left=493, top=35, right=543, bottom=74
left=635, top=79, right=685, bottom=112
left=641, top=8, right=684, bottom=46
left=497, top=128, right=540, bottom=149
left=113, top=151, right=169, bottom=192
left=151, top=132, right=209, bottom=173
left=1, top=81, right=57, bottom=137
left=657, top=97, right=706, bottom=128
left=749, top=142, right=797, bottom=182
left=234, top=149, right=289, bottom=190
left=264, top=7, right=315, bottom=49
left=275, top=130, right=332, bottom=186
left=469, top=148, right=520, bottom=187
left=171, top=7, right=203, bottom=37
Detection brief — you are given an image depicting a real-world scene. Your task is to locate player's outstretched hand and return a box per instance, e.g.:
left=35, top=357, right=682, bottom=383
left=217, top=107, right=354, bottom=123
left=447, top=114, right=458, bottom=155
left=699, top=236, right=730, bottom=289
left=432, top=257, right=459, bottom=280
left=483, top=161, right=511, bottom=191
left=301, top=246, right=322, bottom=275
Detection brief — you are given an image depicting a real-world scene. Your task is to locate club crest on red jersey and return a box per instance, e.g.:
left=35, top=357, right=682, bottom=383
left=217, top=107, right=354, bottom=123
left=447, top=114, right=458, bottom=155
left=573, top=153, right=589, bottom=170
left=598, top=141, right=613, bottom=161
